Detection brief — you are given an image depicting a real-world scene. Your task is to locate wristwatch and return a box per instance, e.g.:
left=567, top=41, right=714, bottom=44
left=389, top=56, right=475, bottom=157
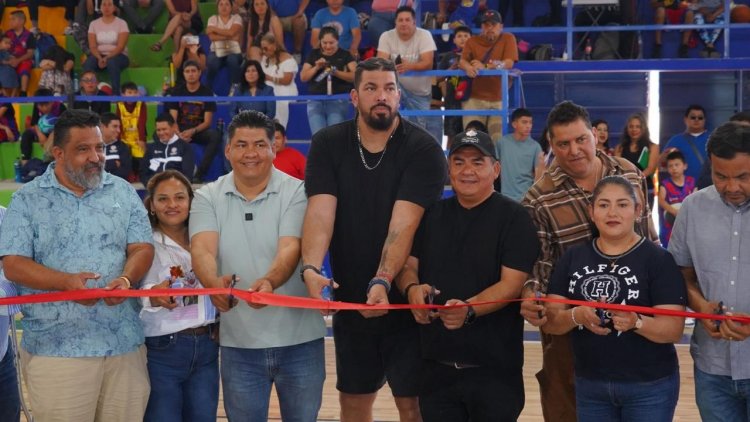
left=464, top=302, right=476, bottom=326
left=634, top=314, right=643, bottom=330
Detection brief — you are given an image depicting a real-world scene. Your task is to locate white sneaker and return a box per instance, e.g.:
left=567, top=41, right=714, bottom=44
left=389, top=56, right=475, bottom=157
left=685, top=317, right=695, bottom=328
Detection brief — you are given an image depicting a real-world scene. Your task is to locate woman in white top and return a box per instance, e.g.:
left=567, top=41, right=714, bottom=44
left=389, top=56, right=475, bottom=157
left=140, top=170, right=219, bottom=422
left=82, top=0, right=129, bottom=94
left=259, top=32, right=298, bottom=127
left=206, top=0, right=244, bottom=89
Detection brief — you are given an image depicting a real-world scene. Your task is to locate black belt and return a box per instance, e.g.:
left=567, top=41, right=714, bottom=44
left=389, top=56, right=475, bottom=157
left=177, top=325, right=211, bottom=336
left=437, top=360, right=481, bottom=369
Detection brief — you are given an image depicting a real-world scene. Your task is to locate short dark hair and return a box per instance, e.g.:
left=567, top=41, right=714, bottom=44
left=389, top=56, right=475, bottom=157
left=729, top=111, right=750, bottom=123
left=34, top=87, right=54, bottom=98
left=465, top=119, right=488, bottom=133
left=183, top=60, right=200, bottom=71
left=274, top=121, right=286, bottom=138
left=155, top=112, right=175, bottom=125
left=592, top=175, right=638, bottom=205
left=453, top=25, right=471, bottom=36
left=684, top=104, right=706, bottom=117
left=706, top=120, right=750, bottom=160
left=319, top=26, right=339, bottom=41
left=143, top=170, right=194, bottom=228
left=121, top=81, right=138, bottom=93
left=395, top=6, right=415, bottom=19
left=10, top=11, right=25, bottom=21
left=227, top=110, right=275, bottom=142
left=511, top=108, right=532, bottom=122
left=354, top=57, right=398, bottom=90
left=100, top=112, right=119, bottom=126
left=53, top=109, right=101, bottom=148
left=666, top=149, right=686, bottom=163
left=591, top=118, right=608, bottom=128
left=546, top=101, right=591, bottom=140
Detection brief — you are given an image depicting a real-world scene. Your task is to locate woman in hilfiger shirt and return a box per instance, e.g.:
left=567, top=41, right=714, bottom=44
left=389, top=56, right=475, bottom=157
left=542, top=175, right=687, bottom=422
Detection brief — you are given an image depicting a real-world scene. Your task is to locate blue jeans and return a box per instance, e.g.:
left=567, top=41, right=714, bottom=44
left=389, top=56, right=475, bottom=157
left=207, top=53, right=243, bottom=89
left=695, top=365, right=750, bottom=422
left=307, top=99, right=351, bottom=136
left=82, top=53, right=129, bottom=94
left=367, top=11, right=395, bottom=48
left=400, top=88, right=443, bottom=144
left=143, top=330, right=220, bottom=422
left=0, top=338, right=20, bottom=422
left=575, top=370, right=679, bottom=422
left=221, top=338, right=325, bottom=422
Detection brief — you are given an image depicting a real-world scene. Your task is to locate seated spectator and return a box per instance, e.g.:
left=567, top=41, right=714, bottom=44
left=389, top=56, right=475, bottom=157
left=259, top=33, right=298, bottom=127
left=367, top=0, right=414, bottom=50
left=38, top=45, right=75, bottom=96
left=311, top=0, right=361, bottom=59
left=233, top=0, right=250, bottom=23
left=83, top=0, right=130, bottom=95
left=495, top=108, right=544, bottom=202
left=0, top=94, right=18, bottom=142
left=658, top=149, right=695, bottom=246
left=459, top=10, right=517, bottom=141
left=20, top=88, right=66, bottom=164
left=117, top=81, right=147, bottom=177
left=140, top=113, right=195, bottom=185
left=166, top=60, right=220, bottom=183
left=652, top=0, right=694, bottom=58
left=28, top=0, right=78, bottom=35
left=73, top=70, right=112, bottom=115
left=268, top=0, right=308, bottom=63
left=4, top=11, right=34, bottom=97
left=206, top=0, right=244, bottom=88
left=615, top=113, right=659, bottom=206
left=0, top=35, right=19, bottom=96
left=100, top=111, right=133, bottom=180
left=592, top=118, right=614, bottom=155
left=692, top=0, right=723, bottom=58
left=171, top=30, right=207, bottom=87
left=497, top=0, right=561, bottom=27
left=151, top=0, right=203, bottom=53
left=376, top=6, right=441, bottom=142
left=233, top=59, right=275, bottom=119
left=272, top=121, right=305, bottom=180
left=300, top=26, right=355, bottom=136
left=121, top=0, right=165, bottom=34
left=245, top=0, right=283, bottom=61
left=438, top=25, right=471, bottom=144
left=437, top=0, right=481, bottom=29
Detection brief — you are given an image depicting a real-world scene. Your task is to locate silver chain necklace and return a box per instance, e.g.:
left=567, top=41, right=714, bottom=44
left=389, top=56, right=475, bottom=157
left=356, top=122, right=395, bottom=171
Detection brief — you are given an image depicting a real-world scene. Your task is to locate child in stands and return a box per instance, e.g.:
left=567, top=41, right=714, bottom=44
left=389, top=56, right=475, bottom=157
left=0, top=34, right=19, bottom=96
left=438, top=25, right=471, bottom=146
left=658, top=149, right=695, bottom=246
left=20, top=88, right=66, bottom=164
left=5, top=11, right=35, bottom=97
left=116, top=81, right=147, bottom=179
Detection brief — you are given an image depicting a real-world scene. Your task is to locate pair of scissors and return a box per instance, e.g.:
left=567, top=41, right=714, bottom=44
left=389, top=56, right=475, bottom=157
left=321, top=278, right=334, bottom=301
left=714, top=300, right=725, bottom=328
left=427, top=285, right=438, bottom=320
left=227, top=274, right=238, bottom=309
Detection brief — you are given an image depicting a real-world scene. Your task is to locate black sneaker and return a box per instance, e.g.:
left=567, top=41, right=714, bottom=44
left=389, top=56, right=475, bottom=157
left=651, top=44, right=662, bottom=59
left=678, top=44, right=689, bottom=58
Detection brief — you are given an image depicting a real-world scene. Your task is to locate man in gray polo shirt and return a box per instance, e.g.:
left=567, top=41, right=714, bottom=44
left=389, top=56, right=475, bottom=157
left=669, top=120, right=750, bottom=422
left=190, top=110, right=326, bottom=421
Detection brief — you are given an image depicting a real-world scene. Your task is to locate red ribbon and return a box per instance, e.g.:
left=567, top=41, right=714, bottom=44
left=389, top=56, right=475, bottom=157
left=0, top=288, right=748, bottom=324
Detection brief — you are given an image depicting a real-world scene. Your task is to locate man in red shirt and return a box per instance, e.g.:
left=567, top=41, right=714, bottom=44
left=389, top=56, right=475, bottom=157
left=272, top=121, right=306, bottom=179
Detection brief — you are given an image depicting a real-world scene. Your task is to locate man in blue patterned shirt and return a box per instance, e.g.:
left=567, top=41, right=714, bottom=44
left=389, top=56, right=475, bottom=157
left=0, top=109, right=155, bottom=422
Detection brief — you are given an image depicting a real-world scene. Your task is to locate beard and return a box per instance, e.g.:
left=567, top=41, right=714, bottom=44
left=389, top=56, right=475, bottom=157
left=483, top=31, right=498, bottom=42
left=360, top=103, right=397, bottom=131
left=64, top=160, right=104, bottom=190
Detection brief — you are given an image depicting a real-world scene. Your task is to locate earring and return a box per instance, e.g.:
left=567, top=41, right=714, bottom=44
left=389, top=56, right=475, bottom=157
left=150, top=211, right=155, bottom=215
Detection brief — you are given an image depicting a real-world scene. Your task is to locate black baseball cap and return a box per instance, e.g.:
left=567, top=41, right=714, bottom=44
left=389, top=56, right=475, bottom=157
left=481, top=10, right=502, bottom=24
left=449, top=129, right=496, bottom=159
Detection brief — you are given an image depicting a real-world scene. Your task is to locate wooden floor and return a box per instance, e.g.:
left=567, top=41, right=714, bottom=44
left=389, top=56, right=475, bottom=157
left=18, top=336, right=701, bottom=422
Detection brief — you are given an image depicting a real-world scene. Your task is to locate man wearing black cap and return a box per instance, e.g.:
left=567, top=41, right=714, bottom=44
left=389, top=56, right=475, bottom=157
left=458, top=9, right=518, bottom=142
left=396, top=129, right=540, bottom=421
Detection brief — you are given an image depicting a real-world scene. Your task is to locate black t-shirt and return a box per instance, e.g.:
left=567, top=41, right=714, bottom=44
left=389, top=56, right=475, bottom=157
left=413, top=193, right=539, bottom=371
left=73, top=91, right=111, bottom=116
left=304, top=48, right=355, bottom=95
left=166, top=84, right=217, bottom=131
left=547, top=238, right=687, bottom=381
left=305, top=118, right=447, bottom=326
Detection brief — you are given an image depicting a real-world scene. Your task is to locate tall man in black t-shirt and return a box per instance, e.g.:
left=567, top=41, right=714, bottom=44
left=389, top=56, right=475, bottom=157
left=397, top=129, right=540, bottom=421
left=302, top=57, right=447, bottom=422
left=166, top=60, right=221, bottom=183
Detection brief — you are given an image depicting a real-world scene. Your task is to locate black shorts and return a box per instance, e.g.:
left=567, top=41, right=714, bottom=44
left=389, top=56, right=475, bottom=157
left=332, top=311, right=423, bottom=396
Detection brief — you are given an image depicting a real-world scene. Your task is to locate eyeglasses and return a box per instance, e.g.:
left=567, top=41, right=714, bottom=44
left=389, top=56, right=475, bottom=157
left=688, top=115, right=705, bottom=121
left=81, top=78, right=97, bottom=83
